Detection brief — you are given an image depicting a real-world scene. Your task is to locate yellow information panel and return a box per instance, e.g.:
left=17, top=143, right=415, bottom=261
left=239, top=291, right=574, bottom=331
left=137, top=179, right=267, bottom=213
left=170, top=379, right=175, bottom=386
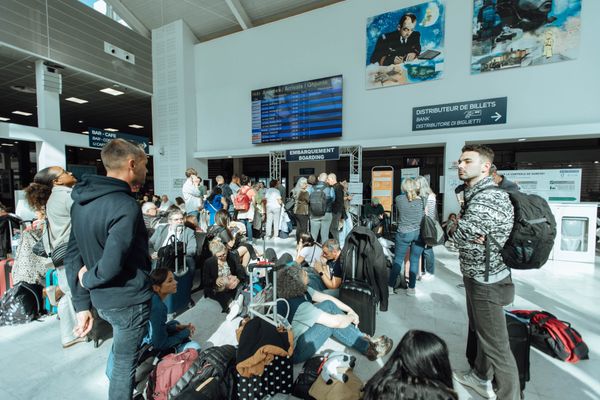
left=371, top=168, right=394, bottom=212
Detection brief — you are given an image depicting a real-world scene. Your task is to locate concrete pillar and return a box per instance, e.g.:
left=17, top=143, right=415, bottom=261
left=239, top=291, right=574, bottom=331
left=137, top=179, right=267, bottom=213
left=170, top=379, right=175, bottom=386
left=233, top=158, right=243, bottom=175
left=35, top=60, right=61, bottom=131
left=442, top=137, right=465, bottom=219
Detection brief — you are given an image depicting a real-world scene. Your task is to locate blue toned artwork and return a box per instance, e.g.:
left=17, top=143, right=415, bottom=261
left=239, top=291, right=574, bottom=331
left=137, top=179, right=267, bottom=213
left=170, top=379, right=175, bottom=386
left=365, top=0, right=445, bottom=89
left=471, top=0, right=582, bottom=74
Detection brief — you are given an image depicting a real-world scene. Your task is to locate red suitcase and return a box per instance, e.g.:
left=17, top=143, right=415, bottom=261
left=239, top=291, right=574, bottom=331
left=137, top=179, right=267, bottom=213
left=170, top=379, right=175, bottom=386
left=0, top=258, right=15, bottom=298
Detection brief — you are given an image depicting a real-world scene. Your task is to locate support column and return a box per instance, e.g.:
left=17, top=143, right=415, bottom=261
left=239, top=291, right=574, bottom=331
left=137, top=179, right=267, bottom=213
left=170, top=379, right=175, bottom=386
left=233, top=158, right=243, bottom=176
left=442, top=137, right=465, bottom=219
left=35, top=60, right=61, bottom=131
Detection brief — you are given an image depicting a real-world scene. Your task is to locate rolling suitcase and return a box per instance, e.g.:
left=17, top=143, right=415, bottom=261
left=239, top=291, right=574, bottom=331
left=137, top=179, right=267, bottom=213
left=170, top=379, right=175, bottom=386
left=0, top=258, right=14, bottom=298
left=44, top=269, right=59, bottom=314
left=466, top=311, right=530, bottom=391
left=163, top=231, right=193, bottom=315
left=338, top=249, right=377, bottom=336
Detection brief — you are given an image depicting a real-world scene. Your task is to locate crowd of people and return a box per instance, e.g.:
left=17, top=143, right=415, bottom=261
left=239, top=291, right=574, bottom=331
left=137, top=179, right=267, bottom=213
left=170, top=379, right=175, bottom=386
left=2, top=140, right=524, bottom=400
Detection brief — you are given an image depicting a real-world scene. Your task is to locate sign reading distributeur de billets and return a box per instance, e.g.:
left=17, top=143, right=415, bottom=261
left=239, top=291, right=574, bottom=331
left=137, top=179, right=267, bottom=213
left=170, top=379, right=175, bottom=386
left=285, top=146, right=340, bottom=162
left=412, top=97, right=507, bottom=131
left=88, top=128, right=150, bottom=154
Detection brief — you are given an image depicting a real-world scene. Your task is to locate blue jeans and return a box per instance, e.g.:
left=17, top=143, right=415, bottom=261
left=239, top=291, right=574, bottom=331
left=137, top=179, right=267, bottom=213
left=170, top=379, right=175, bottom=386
left=423, top=246, right=435, bottom=274
left=389, top=230, right=425, bottom=289
left=293, top=300, right=370, bottom=364
left=239, top=218, right=253, bottom=243
left=100, top=302, right=150, bottom=400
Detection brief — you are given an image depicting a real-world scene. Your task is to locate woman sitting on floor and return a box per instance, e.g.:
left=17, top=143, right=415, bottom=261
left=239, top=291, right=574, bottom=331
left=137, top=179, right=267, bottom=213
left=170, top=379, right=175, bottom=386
left=208, top=209, right=256, bottom=269
left=295, top=232, right=323, bottom=268
left=276, top=265, right=393, bottom=364
left=362, top=330, right=458, bottom=400
left=144, top=268, right=201, bottom=353
left=202, top=239, right=246, bottom=320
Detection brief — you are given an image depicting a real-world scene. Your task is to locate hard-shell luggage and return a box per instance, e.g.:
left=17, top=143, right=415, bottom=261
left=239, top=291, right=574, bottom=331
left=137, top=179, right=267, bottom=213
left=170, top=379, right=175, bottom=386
left=44, top=269, right=59, bottom=314
left=0, top=258, right=14, bottom=298
left=338, top=250, right=377, bottom=336
left=89, top=307, right=113, bottom=348
left=466, top=311, right=530, bottom=391
left=158, top=231, right=193, bottom=315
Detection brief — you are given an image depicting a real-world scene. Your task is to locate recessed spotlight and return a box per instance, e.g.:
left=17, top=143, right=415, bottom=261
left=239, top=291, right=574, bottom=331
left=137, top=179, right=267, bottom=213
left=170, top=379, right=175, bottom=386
left=128, top=124, right=144, bottom=129
left=1, top=143, right=14, bottom=147
left=104, top=128, right=118, bottom=132
left=12, top=111, right=33, bottom=116
left=595, top=161, right=599, bottom=164
left=100, top=87, right=124, bottom=96
left=0, top=117, right=9, bottom=121
left=81, top=130, right=88, bottom=134
left=96, top=159, right=101, bottom=161
left=78, top=120, right=84, bottom=123
left=391, top=146, right=397, bottom=149
left=65, top=97, right=88, bottom=104
left=228, top=155, right=233, bottom=158
left=517, top=138, right=527, bottom=142
left=568, top=164, right=573, bottom=167
left=527, top=163, right=533, bottom=166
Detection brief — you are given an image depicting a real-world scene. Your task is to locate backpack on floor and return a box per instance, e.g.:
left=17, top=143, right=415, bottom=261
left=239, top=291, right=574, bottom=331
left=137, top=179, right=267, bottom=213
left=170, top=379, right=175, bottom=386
left=146, top=348, right=199, bottom=400
left=480, top=188, right=556, bottom=269
left=234, top=187, right=251, bottom=212
left=0, top=281, right=43, bottom=326
left=309, top=186, right=328, bottom=217
left=509, top=310, right=589, bottom=363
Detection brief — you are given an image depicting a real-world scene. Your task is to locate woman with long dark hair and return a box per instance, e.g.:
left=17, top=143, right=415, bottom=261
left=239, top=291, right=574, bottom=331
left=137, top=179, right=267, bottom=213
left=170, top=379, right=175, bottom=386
left=363, top=330, right=458, bottom=400
left=24, top=166, right=82, bottom=348
left=208, top=209, right=254, bottom=269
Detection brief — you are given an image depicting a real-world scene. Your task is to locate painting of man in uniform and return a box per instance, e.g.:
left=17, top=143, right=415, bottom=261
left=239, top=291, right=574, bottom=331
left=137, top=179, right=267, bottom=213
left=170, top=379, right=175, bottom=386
left=471, top=0, right=582, bottom=74
left=366, top=1, right=445, bottom=89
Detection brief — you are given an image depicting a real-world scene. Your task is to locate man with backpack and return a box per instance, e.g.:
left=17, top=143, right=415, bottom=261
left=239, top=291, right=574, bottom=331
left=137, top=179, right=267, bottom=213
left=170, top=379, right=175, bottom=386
left=215, top=175, right=233, bottom=216
left=309, top=173, right=335, bottom=244
left=450, top=144, right=520, bottom=400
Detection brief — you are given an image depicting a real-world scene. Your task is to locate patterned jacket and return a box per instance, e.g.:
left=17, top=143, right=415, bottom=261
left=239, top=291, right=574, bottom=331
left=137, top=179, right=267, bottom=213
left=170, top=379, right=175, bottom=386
left=453, top=176, right=514, bottom=280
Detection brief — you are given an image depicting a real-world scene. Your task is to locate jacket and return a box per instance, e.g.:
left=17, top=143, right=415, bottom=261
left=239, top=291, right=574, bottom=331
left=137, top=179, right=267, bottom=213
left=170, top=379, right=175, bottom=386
left=149, top=224, right=197, bottom=256
left=43, top=185, right=73, bottom=251
left=452, top=177, right=514, bottom=280
left=293, top=190, right=310, bottom=215
left=65, top=175, right=152, bottom=312
left=144, top=294, right=190, bottom=351
left=235, top=317, right=294, bottom=378
left=340, top=226, right=389, bottom=311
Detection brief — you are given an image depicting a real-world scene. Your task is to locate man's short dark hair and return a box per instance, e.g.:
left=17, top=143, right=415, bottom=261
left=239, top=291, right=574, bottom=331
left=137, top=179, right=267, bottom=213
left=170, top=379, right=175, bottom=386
left=241, top=175, right=250, bottom=186
left=399, top=13, right=417, bottom=26
left=461, top=144, right=495, bottom=164
left=101, top=139, right=146, bottom=170
left=185, top=168, right=198, bottom=178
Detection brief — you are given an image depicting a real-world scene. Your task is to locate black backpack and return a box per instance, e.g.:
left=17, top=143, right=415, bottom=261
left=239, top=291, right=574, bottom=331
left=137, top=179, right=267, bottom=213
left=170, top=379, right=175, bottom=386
left=309, top=186, right=328, bottom=217
left=419, top=197, right=444, bottom=247
left=0, top=281, right=43, bottom=326
left=484, top=188, right=557, bottom=269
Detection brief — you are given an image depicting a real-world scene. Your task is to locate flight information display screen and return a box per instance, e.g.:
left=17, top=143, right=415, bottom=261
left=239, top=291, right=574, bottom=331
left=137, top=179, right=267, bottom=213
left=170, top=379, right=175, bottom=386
left=251, top=75, right=343, bottom=144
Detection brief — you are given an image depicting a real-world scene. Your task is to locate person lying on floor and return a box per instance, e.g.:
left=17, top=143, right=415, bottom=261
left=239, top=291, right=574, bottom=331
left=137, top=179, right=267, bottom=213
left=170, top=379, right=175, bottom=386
left=202, top=239, right=246, bottom=320
left=276, top=265, right=393, bottom=364
left=144, top=268, right=201, bottom=353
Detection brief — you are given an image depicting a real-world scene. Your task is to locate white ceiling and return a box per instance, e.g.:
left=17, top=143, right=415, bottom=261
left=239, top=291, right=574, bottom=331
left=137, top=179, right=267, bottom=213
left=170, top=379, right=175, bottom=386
left=114, top=0, right=344, bottom=41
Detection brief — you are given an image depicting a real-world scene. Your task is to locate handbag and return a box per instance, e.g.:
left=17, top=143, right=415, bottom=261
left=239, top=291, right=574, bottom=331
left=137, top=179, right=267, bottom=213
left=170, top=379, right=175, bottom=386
left=34, top=219, right=69, bottom=267
left=32, top=238, right=48, bottom=258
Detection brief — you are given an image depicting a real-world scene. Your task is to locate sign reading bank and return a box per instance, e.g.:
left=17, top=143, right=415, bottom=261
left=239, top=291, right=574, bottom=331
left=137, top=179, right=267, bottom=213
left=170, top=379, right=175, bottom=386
left=88, top=128, right=150, bottom=154
left=285, top=147, right=340, bottom=162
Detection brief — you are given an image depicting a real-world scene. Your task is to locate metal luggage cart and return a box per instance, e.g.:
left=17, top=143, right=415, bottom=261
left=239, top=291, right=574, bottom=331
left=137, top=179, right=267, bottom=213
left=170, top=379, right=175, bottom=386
left=247, top=261, right=290, bottom=329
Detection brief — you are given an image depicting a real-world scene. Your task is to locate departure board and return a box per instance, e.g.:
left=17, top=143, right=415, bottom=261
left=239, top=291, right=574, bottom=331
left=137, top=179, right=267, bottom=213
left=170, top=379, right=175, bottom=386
left=251, top=75, right=343, bottom=144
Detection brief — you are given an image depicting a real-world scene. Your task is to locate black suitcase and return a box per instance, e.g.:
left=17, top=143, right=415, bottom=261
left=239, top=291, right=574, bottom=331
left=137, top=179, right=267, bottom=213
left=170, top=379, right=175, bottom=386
left=89, top=307, right=113, bottom=348
left=466, top=311, right=530, bottom=391
left=338, top=250, right=377, bottom=336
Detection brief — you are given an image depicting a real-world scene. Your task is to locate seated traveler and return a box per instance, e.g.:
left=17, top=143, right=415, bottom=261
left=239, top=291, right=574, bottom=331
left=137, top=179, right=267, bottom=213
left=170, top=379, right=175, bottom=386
left=207, top=209, right=255, bottom=269
left=295, top=232, right=323, bottom=268
left=149, top=209, right=197, bottom=271
left=203, top=239, right=246, bottom=320
left=277, top=265, right=393, bottom=364
left=308, top=239, right=343, bottom=296
left=363, top=330, right=458, bottom=400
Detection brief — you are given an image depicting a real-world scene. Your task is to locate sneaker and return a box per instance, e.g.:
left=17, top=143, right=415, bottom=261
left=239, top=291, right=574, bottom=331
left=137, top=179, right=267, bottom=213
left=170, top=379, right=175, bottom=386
left=421, top=273, right=435, bottom=282
left=406, top=288, right=416, bottom=296
left=226, top=294, right=244, bottom=321
left=453, top=370, right=497, bottom=399
left=365, top=335, right=393, bottom=361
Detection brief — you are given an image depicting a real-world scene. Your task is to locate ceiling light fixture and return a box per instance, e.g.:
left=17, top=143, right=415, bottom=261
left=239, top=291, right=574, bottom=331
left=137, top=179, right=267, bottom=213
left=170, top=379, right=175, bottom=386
left=104, top=128, right=119, bottom=132
left=391, top=146, right=397, bottom=149
left=12, top=111, right=33, bottom=116
left=595, top=161, right=599, bottom=164
left=518, top=138, right=527, bottom=142
left=78, top=120, right=83, bottom=123
left=128, top=124, right=144, bottom=129
left=1, top=143, right=14, bottom=147
left=100, top=88, right=124, bottom=96
left=0, top=117, right=10, bottom=121
left=81, top=131, right=88, bottom=134
left=66, top=97, right=88, bottom=104
left=568, top=164, right=573, bottom=167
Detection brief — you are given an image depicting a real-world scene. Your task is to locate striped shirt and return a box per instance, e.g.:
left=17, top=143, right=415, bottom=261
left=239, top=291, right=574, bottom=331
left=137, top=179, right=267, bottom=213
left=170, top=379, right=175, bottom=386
left=395, top=194, right=424, bottom=233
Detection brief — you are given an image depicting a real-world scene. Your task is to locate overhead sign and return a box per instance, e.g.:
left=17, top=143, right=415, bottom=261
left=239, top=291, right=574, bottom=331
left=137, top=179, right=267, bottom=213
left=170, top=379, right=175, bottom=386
left=285, top=146, right=339, bottom=162
left=500, top=169, right=582, bottom=202
left=88, top=128, right=150, bottom=154
left=413, top=97, right=507, bottom=131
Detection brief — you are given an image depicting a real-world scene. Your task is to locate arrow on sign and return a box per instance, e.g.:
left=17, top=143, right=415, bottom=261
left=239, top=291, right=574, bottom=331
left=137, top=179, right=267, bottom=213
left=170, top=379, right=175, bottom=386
left=492, top=112, right=502, bottom=122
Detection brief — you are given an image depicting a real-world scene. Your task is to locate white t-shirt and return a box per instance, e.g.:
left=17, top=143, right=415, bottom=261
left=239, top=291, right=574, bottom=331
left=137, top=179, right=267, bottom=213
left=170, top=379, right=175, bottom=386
left=265, top=188, right=282, bottom=209
left=298, top=245, right=322, bottom=267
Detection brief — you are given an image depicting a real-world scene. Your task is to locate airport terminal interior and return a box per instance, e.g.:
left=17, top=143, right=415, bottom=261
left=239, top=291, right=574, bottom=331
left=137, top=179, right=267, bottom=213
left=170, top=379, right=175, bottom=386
left=0, top=0, right=599, bottom=399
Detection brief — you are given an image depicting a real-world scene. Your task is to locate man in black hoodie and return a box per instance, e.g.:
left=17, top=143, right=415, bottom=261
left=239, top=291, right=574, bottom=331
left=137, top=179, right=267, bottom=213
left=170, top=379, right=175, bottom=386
left=65, top=138, right=152, bottom=400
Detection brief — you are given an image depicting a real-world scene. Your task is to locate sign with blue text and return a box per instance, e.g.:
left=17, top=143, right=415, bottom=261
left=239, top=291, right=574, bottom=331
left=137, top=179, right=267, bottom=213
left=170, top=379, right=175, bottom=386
left=285, top=147, right=340, bottom=162
left=412, top=97, right=507, bottom=131
left=88, top=128, right=149, bottom=154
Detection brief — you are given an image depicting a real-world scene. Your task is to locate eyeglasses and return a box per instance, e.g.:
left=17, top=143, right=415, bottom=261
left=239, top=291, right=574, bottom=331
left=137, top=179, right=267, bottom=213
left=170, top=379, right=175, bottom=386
left=55, top=170, right=72, bottom=180
left=216, top=252, right=227, bottom=258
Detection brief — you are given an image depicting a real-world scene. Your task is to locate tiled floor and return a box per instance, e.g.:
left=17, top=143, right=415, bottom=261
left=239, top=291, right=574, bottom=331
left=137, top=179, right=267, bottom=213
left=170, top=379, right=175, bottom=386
left=0, top=236, right=598, bottom=400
